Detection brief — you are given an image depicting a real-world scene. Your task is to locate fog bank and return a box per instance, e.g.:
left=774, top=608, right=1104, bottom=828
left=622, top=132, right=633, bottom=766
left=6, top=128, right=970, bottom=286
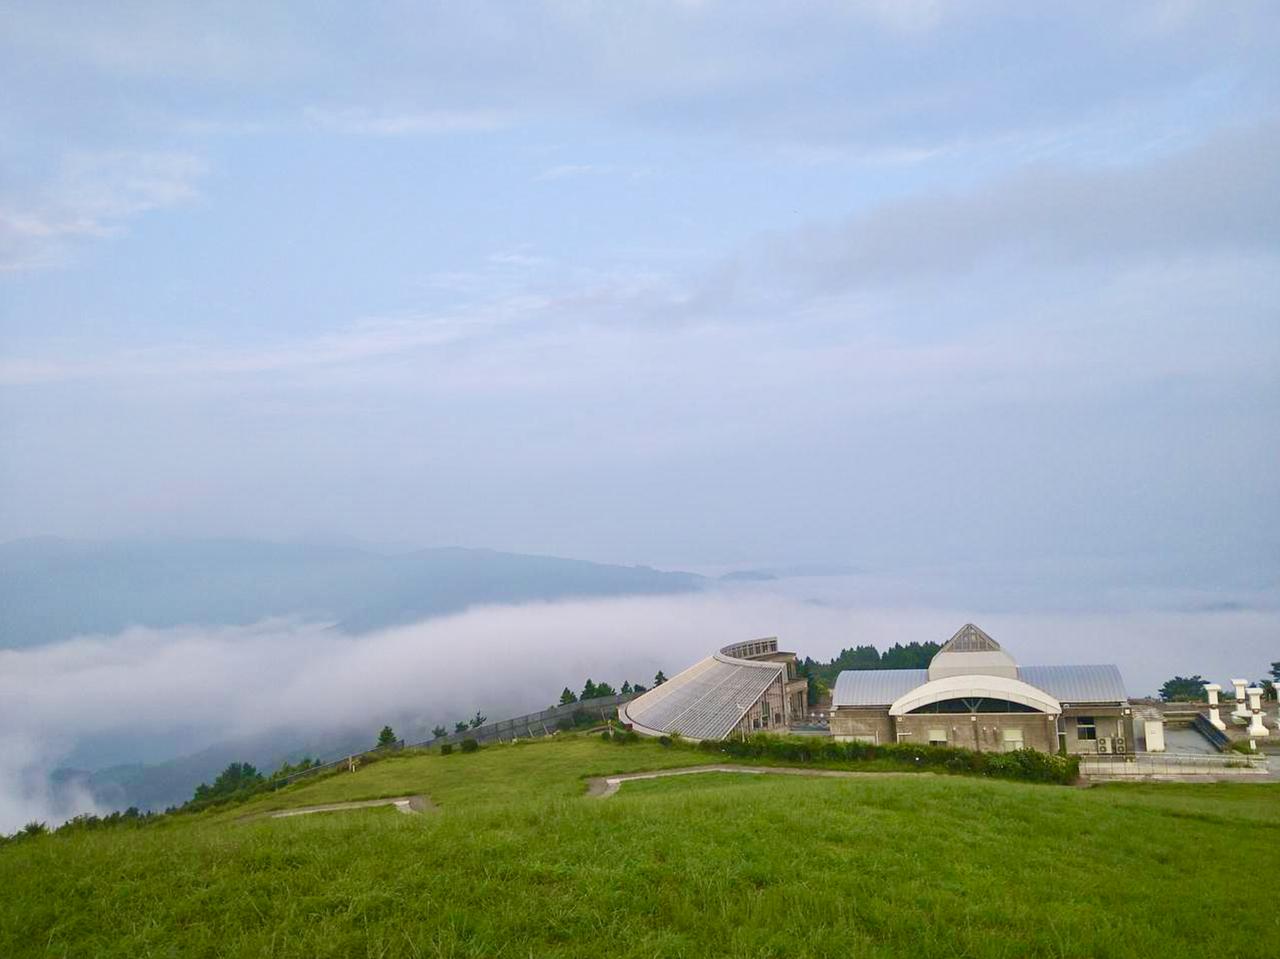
left=3, top=591, right=1276, bottom=832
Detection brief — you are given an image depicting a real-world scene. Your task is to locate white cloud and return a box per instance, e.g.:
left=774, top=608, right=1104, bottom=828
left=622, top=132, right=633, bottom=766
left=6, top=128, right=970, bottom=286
left=2, top=589, right=1276, bottom=832
left=303, top=106, right=508, bottom=136
left=0, top=151, right=207, bottom=271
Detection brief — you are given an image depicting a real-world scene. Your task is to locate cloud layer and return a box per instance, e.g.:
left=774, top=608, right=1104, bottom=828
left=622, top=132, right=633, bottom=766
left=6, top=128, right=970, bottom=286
left=3, top=588, right=1277, bottom=832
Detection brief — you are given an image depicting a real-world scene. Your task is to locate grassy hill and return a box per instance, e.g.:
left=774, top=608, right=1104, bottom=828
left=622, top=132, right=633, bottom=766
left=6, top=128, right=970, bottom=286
left=3, top=736, right=1277, bottom=957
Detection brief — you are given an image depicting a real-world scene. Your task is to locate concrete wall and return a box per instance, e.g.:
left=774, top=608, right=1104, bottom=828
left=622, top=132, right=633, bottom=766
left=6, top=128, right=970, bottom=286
left=830, top=707, right=893, bottom=744
left=893, top=712, right=1058, bottom=752
left=1062, top=707, right=1134, bottom=755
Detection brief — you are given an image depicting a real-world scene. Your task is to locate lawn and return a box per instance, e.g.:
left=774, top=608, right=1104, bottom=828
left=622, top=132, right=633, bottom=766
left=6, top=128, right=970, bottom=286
left=3, top=735, right=1277, bottom=958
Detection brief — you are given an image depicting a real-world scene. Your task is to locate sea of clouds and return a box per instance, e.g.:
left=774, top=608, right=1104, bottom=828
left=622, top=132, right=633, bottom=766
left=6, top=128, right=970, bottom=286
left=3, top=588, right=1276, bottom=833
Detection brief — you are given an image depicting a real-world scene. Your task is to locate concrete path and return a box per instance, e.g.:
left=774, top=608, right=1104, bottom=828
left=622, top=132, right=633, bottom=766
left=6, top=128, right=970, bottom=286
left=585, top=764, right=911, bottom=798
left=246, top=795, right=435, bottom=820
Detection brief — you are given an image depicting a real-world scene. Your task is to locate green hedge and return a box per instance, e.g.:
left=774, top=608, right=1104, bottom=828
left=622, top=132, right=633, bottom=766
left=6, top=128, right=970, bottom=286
left=693, top=734, right=1079, bottom=785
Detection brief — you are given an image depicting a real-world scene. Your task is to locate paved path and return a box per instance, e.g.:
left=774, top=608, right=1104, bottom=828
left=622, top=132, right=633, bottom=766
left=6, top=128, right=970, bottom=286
left=245, top=795, right=435, bottom=820
left=585, top=764, right=912, bottom=798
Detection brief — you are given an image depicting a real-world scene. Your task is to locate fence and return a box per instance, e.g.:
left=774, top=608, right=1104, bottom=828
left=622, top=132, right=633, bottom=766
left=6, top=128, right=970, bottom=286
left=263, top=692, right=638, bottom=791
left=409, top=692, right=639, bottom=749
left=1081, top=752, right=1270, bottom=779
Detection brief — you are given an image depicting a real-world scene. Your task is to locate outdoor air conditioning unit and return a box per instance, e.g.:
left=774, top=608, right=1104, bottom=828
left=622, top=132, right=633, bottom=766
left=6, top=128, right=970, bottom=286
left=1096, top=737, right=1112, bottom=755
left=1113, top=737, right=1126, bottom=754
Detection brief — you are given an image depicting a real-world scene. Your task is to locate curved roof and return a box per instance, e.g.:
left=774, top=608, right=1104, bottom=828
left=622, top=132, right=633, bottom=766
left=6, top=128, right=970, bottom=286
left=620, top=650, right=783, bottom=741
left=833, top=664, right=1126, bottom=708
left=888, top=674, right=1062, bottom=717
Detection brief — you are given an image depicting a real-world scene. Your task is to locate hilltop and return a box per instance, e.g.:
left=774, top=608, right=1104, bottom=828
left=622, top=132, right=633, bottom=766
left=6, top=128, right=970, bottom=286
left=0, top=538, right=703, bottom=648
left=3, top=734, right=1276, bottom=958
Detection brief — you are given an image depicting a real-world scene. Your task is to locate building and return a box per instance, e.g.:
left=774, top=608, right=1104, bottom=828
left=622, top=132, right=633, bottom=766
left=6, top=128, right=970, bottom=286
left=620, top=638, right=809, bottom=740
left=830, top=624, right=1134, bottom=755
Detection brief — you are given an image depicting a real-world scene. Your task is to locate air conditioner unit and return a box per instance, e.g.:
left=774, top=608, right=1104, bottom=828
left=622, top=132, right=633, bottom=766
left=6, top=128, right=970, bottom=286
left=1113, top=737, right=1126, bottom=754
left=1096, top=738, right=1112, bottom=755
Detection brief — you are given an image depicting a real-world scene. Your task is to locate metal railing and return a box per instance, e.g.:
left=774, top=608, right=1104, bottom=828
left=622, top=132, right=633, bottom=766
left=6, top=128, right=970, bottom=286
left=1081, top=751, right=1269, bottom=777
left=408, top=692, right=639, bottom=749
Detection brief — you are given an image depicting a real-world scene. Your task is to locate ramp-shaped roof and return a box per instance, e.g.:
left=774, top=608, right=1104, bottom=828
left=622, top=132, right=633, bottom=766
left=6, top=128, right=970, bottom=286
left=621, top=652, right=784, bottom=741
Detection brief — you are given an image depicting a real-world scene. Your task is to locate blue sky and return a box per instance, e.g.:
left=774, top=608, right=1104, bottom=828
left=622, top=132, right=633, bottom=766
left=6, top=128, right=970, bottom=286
left=1, top=1, right=1277, bottom=591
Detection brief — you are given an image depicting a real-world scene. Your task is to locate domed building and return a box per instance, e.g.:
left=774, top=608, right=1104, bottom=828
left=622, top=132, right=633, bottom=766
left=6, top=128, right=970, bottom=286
left=830, top=624, right=1133, bottom=754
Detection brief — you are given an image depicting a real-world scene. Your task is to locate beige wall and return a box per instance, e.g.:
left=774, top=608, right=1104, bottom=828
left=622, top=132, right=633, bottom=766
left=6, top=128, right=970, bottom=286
left=830, top=707, right=893, bottom=744
left=893, top=712, right=1058, bottom=752
left=1062, top=707, right=1134, bottom=755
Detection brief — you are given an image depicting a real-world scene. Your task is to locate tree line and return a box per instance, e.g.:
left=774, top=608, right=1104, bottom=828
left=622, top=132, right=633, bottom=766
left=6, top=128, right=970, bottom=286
left=1158, top=663, right=1279, bottom=702
left=555, top=670, right=667, bottom=708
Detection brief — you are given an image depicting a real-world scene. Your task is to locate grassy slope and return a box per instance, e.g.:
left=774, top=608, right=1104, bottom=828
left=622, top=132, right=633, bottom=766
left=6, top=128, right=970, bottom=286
left=4, top=737, right=1278, bottom=958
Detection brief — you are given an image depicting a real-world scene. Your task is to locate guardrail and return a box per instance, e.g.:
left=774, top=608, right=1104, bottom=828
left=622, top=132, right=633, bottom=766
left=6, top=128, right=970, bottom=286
left=265, top=693, right=640, bottom=790
left=1081, top=751, right=1269, bottom=778
left=1191, top=712, right=1231, bottom=751
left=408, top=692, right=640, bottom=749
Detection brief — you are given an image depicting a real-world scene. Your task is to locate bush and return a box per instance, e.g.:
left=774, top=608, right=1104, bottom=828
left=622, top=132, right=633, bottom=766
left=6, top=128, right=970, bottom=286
left=657, top=735, right=672, bottom=748
left=440, top=743, right=453, bottom=755
left=690, top=733, right=1079, bottom=785
left=600, top=729, right=612, bottom=741
left=460, top=738, right=480, bottom=754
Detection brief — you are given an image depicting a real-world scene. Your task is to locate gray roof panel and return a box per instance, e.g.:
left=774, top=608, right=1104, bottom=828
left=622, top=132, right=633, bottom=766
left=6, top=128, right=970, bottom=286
left=832, top=669, right=927, bottom=707
left=833, top=664, right=1128, bottom=708
left=1017, top=664, right=1127, bottom=704
left=623, top=654, right=784, bottom=740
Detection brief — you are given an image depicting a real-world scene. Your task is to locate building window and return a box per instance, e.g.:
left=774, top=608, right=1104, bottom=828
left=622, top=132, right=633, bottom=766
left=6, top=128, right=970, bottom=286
left=928, top=728, right=947, bottom=746
left=1076, top=717, right=1097, bottom=741
left=1002, top=729, right=1024, bottom=751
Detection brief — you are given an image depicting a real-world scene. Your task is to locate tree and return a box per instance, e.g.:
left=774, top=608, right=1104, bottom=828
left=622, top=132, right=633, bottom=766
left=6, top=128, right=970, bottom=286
left=1159, top=675, right=1208, bottom=702
left=469, top=710, right=487, bottom=728
left=632, top=683, right=648, bottom=694
left=594, top=681, right=617, bottom=697
left=620, top=680, right=633, bottom=695
left=193, top=761, right=264, bottom=802
left=559, top=687, right=578, bottom=705
left=1270, top=661, right=1280, bottom=683
left=653, top=670, right=667, bottom=687
left=581, top=679, right=598, bottom=700
left=455, top=721, right=469, bottom=733
left=377, top=725, right=398, bottom=748
left=432, top=725, right=447, bottom=739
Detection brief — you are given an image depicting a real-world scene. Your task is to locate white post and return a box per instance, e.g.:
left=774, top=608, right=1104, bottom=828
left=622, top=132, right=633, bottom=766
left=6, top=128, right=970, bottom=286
left=1231, top=679, right=1250, bottom=723
left=1246, top=688, right=1268, bottom=738
left=1204, top=684, right=1227, bottom=731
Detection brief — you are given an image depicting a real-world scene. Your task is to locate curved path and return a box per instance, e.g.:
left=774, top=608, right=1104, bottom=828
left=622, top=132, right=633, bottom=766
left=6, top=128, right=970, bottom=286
left=585, top=764, right=911, bottom=798
left=244, top=795, right=435, bottom=821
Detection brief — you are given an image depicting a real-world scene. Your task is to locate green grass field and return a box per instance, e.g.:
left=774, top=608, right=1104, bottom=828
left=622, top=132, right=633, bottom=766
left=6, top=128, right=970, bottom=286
left=4, top=735, right=1277, bottom=958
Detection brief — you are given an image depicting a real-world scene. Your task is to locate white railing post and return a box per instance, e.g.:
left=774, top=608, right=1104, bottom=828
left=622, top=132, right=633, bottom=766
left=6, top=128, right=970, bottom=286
left=1204, top=684, right=1227, bottom=731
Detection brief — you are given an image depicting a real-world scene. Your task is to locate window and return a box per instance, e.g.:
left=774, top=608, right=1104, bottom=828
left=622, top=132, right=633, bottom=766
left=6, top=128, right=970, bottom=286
left=1076, top=716, right=1097, bottom=741
left=1002, top=729, right=1024, bottom=751
left=928, top=728, right=947, bottom=746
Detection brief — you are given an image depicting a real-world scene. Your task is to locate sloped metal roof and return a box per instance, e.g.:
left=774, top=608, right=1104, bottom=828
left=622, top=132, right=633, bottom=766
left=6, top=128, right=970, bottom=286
left=621, top=653, right=783, bottom=740
left=832, top=669, right=927, bottom=707
left=1017, top=665, right=1127, bottom=705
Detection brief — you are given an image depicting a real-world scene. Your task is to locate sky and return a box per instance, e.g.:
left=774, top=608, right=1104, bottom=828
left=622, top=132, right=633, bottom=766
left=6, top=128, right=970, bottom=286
left=2, top=1, right=1278, bottom=586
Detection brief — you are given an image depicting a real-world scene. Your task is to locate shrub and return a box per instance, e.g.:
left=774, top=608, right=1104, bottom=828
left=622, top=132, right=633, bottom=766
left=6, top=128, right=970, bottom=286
left=440, top=743, right=454, bottom=755
left=600, top=729, right=613, bottom=741
left=460, top=738, right=480, bottom=754
left=688, top=733, right=1078, bottom=785
left=657, top=735, right=672, bottom=747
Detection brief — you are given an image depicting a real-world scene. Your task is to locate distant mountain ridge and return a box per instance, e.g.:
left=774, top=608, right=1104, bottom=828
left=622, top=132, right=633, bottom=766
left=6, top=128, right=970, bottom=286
left=0, top=538, right=705, bottom=648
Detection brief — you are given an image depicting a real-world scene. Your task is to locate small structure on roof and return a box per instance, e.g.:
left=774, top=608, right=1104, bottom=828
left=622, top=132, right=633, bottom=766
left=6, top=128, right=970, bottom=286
left=831, top=624, right=1133, bottom=755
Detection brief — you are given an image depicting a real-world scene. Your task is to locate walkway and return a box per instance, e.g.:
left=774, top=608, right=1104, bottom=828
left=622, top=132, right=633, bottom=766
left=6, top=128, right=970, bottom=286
left=245, top=795, right=435, bottom=820
left=585, top=764, right=912, bottom=798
